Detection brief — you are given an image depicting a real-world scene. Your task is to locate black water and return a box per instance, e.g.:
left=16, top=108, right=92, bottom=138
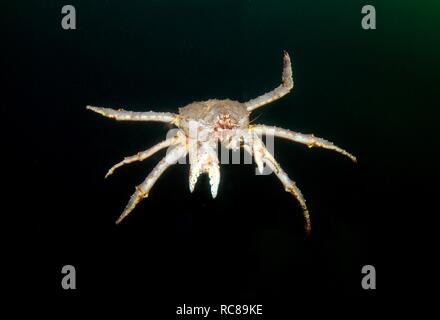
left=5, top=0, right=439, bottom=314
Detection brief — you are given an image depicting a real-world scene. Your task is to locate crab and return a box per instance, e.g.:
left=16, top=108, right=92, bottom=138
left=87, top=51, right=356, bottom=235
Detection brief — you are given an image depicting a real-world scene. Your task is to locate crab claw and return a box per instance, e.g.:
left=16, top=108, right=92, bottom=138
left=188, top=142, right=221, bottom=198
left=189, top=163, right=202, bottom=193
left=207, top=161, right=220, bottom=198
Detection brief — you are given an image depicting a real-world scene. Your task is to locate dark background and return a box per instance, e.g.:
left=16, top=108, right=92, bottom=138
left=4, top=0, right=439, bottom=314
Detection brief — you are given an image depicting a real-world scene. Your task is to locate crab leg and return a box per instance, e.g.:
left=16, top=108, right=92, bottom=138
left=252, top=135, right=311, bottom=236
left=251, top=125, right=357, bottom=162
left=86, top=105, right=178, bottom=124
left=115, top=144, right=187, bottom=224
left=105, top=134, right=183, bottom=178
left=244, top=51, right=294, bottom=112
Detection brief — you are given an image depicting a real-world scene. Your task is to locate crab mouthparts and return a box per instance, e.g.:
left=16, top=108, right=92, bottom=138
left=215, top=113, right=236, bottom=130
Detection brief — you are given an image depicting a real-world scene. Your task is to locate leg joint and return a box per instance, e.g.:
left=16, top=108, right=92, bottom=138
left=135, top=185, right=148, bottom=198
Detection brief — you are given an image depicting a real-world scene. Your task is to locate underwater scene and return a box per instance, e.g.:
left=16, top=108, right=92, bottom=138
left=6, top=0, right=439, bottom=315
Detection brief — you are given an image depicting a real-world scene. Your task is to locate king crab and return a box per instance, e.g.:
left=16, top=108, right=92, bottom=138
left=87, top=51, right=356, bottom=235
